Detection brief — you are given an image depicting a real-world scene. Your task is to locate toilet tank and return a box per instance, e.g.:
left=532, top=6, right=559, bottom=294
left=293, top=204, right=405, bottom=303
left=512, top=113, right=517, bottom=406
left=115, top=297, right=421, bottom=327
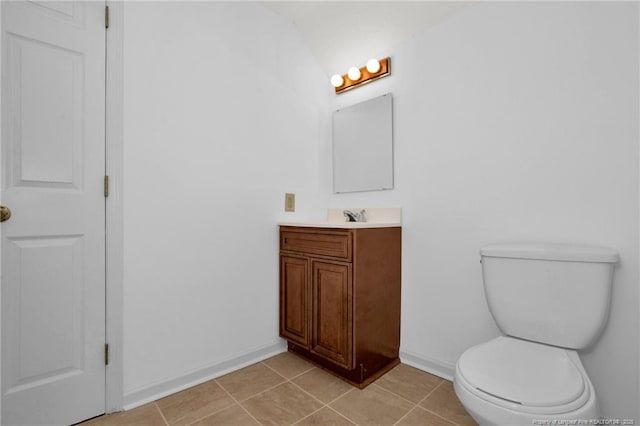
left=480, top=243, right=619, bottom=349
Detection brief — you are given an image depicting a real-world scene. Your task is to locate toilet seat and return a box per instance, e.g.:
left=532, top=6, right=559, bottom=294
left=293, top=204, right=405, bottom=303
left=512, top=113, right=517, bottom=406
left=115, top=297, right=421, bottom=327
left=456, top=336, right=591, bottom=414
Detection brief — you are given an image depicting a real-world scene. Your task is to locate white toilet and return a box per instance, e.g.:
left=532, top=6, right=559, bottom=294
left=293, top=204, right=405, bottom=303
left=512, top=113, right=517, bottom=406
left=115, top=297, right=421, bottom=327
left=454, top=243, right=618, bottom=425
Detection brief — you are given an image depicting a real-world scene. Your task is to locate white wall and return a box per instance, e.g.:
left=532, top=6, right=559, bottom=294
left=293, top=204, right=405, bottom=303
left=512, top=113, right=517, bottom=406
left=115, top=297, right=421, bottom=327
left=122, top=2, right=327, bottom=400
left=323, top=2, right=639, bottom=420
left=121, top=1, right=639, bottom=419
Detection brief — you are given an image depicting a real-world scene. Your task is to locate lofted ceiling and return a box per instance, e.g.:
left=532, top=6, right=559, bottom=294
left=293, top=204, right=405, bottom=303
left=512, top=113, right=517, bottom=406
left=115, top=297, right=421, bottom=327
left=264, top=1, right=470, bottom=77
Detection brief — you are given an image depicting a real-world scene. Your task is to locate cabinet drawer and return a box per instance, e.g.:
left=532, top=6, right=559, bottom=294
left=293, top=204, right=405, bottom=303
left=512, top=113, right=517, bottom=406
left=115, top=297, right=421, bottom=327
left=280, top=228, right=352, bottom=260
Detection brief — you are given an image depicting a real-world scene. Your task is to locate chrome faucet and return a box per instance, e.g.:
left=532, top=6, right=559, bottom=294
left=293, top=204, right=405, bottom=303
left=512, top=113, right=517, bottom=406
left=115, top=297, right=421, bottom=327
left=343, top=209, right=366, bottom=222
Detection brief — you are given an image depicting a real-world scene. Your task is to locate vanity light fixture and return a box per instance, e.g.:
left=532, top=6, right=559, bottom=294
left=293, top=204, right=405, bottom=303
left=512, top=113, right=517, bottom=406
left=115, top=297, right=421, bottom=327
left=330, top=74, right=344, bottom=88
left=347, top=66, right=362, bottom=81
left=366, top=58, right=381, bottom=73
left=330, top=57, right=391, bottom=94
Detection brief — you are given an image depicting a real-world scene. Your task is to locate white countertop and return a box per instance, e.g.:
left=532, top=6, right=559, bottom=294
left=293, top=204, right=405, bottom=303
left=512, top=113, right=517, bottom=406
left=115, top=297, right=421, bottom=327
left=279, top=221, right=400, bottom=229
left=279, top=207, right=402, bottom=229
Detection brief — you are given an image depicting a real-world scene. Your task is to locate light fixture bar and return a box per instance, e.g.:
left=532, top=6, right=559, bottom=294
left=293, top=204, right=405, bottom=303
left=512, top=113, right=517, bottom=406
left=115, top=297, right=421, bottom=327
left=333, top=57, right=391, bottom=94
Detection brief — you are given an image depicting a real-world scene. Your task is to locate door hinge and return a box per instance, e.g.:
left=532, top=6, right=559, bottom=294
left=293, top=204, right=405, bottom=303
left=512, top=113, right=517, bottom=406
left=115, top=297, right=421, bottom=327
left=105, top=5, right=110, bottom=29
left=104, top=175, right=109, bottom=197
left=105, top=343, right=110, bottom=365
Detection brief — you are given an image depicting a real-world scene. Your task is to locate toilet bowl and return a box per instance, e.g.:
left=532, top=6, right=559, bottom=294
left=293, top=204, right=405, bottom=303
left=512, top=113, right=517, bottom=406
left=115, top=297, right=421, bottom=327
left=453, top=243, right=618, bottom=426
left=454, top=336, right=598, bottom=425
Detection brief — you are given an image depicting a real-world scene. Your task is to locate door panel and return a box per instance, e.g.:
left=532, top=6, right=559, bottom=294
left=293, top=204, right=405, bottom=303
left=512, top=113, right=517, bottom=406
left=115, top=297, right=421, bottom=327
left=5, top=236, right=84, bottom=388
left=7, top=33, right=83, bottom=188
left=1, top=1, right=106, bottom=424
left=280, top=256, right=310, bottom=347
left=311, top=261, right=353, bottom=369
left=27, top=2, right=82, bottom=24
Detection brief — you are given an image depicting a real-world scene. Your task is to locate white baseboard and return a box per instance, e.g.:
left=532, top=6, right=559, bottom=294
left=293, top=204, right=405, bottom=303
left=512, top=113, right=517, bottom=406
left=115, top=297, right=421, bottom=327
left=400, top=350, right=456, bottom=381
left=122, top=341, right=287, bottom=410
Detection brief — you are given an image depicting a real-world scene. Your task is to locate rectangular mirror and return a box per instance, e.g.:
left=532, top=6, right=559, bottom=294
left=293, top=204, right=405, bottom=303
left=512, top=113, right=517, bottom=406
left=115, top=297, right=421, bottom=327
left=332, top=93, right=393, bottom=193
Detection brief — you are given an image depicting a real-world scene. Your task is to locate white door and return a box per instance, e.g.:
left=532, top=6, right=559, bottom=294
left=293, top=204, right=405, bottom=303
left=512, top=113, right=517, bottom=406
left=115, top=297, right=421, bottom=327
left=1, top=1, right=106, bottom=424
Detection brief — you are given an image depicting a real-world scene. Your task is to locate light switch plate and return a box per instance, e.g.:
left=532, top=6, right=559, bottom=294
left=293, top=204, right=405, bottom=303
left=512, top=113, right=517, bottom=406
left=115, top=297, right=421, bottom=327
left=285, top=193, right=295, bottom=212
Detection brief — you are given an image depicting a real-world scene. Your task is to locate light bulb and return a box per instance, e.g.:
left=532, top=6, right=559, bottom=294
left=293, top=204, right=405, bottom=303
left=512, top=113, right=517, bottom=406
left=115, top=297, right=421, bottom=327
left=347, top=66, right=361, bottom=81
left=330, top=74, right=344, bottom=88
left=366, top=58, right=381, bottom=73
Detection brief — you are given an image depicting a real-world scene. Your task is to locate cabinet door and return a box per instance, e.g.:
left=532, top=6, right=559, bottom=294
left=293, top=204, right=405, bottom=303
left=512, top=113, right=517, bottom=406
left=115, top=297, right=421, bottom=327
left=280, top=255, right=310, bottom=348
left=311, top=261, right=353, bottom=369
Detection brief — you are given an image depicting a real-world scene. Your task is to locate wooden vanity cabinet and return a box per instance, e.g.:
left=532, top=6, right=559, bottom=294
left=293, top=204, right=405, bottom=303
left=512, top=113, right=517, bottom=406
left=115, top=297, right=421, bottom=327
left=279, top=226, right=401, bottom=388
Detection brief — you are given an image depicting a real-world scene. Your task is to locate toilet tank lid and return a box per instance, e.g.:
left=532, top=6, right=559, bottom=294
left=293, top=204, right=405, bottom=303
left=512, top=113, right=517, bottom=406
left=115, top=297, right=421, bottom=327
left=480, top=243, right=619, bottom=263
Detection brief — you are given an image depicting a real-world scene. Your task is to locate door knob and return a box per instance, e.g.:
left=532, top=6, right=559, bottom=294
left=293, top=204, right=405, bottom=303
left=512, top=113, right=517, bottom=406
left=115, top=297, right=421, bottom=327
left=0, top=206, right=11, bottom=223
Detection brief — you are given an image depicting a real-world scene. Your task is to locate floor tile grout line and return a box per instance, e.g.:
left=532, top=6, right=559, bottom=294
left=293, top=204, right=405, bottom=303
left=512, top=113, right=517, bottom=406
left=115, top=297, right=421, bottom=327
left=182, top=403, right=236, bottom=426
left=321, top=387, right=372, bottom=426
left=256, top=361, right=289, bottom=381
left=180, top=382, right=238, bottom=426
left=421, top=406, right=464, bottom=426
left=216, top=375, right=288, bottom=404
left=238, top=379, right=288, bottom=403
left=373, top=366, right=445, bottom=401
left=371, top=382, right=425, bottom=408
left=390, top=379, right=446, bottom=426
left=153, top=401, right=170, bottom=426
left=414, top=380, right=468, bottom=426
left=286, top=379, right=335, bottom=425
left=287, top=366, right=316, bottom=380
left=325, top=404, right=361, bottom=426
left=290, top=405, right=327, bottom=425
left=288, top=378, right=357, bottom=425
left=256, top=358, right=339, bottom=425
left=416, top=379, right=445, bottom=405
left=288, top=378, right=341, bottom=407
left=325, top=386, right=356, bottom=406
left=368, top=383, right=419, bottom=426
left=260, top=360, right=315, bottom=381
left=214, top=379, right=263, bottom=425
left=233, top=401, right=263, bottom=426
left=392, top=405, right=419, bottom=426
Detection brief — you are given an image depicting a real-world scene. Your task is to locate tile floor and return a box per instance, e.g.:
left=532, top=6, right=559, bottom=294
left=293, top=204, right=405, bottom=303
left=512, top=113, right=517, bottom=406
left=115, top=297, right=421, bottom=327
left=84, top=352, right=476, bottom=426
